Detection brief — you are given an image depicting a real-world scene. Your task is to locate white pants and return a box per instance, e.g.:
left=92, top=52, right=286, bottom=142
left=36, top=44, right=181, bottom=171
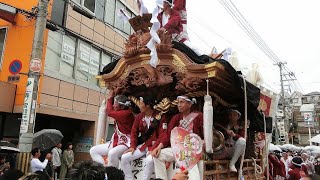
left=154, top=148, right=200, bottom=180
left=121, top=148, right=154, bottom=180
left=90, top=141, right=128, bottom=167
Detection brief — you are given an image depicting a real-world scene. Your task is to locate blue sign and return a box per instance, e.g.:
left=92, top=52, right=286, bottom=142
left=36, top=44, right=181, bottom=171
left=9, top=60, right=22, bottom=75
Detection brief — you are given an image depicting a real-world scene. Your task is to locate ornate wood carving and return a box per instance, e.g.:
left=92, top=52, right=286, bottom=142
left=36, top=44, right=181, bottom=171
left=175, top=73, right=203, bottom=93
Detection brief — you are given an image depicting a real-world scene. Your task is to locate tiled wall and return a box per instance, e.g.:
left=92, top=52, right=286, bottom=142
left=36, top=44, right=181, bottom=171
left=39, top=76, right=106, bottom=121
left=65, top=4, right=126, bottom=56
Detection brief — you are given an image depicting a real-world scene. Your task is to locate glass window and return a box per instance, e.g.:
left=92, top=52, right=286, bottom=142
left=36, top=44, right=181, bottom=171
left=88, top=47, right=100, bottom=84
left=76, top=41, right=91, bottom=81
left=60, top=35, right=76, bottom=77
left=51, top=0, right=65, bottom=26
left=45, top=31, right=77, bottom=78
left=115, top=1, right=125, bottom=31
left=123, top=10, right=131, bottom=34
left=105, top=0, right=115, bottom=25
left=101, top=52, right=112, bottom=72
left=0, top=28, right=7, bottom=69
left=83, top=0, right=96, bottom=13
left=73, top=0, right=81, bottom=4
left=76, top=41, right=101, bottom=85
left=45, top=31, right=63, bottom=72
left=95, top=0, right=105, bottom=21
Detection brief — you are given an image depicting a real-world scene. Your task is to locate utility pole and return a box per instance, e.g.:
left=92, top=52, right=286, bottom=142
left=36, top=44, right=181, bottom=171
left=17, top=0, right=49, bottom=174
left=275, top=61, right=289, bottom=144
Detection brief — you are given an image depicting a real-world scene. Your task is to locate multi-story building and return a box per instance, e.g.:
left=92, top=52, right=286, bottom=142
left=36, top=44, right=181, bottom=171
left=298, top=92, right=320, bottom=145
left=0, top=0, right=138, bottom=161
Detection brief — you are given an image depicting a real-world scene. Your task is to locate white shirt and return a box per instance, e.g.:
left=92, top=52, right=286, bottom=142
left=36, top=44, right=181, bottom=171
left=30, top=158, right=48, bottom=173
left=162, top=13, right=169, bottom=26
left=51, top=147, right=62, bottom=167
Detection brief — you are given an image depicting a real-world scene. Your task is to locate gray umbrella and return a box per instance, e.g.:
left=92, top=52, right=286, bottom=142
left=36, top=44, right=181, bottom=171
left=33, top=129, right=63, bottom=150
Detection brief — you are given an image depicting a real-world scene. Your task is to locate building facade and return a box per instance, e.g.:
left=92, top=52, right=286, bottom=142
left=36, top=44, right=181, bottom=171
left=0, top=0, right=138, bottom=162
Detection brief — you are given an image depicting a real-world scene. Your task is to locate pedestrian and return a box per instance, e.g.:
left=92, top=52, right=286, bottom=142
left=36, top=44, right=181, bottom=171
left=59, top=143, right=74, bottom=180
left=302, top=152, right=315, bottom=174
left=30, top=148, right=51, bottom=173
left=44, top=152, right=54, bottom=180
left=68, top=160, right=105, bottom=180
left=90, top=90, right=134, bottom=167
left=51, top=142, right=62, bottom=180
left=121, top=96, right=167, bottom=180
left=153, top=95, right=203, bottom=180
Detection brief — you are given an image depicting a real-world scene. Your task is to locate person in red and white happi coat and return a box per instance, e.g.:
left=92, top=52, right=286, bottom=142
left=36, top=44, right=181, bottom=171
left=153, top=95, right=203, bottom=180
left=90, top=90, right=134, bottom=167
left=213, top=109, right=246, bottom=172
left=121, top=96, right=167, bottom=180
left=156, top=0, right=204, bottom=56
left=268, top=151, right=286, bottom=180
left=288, top=156, right=309, bottom=180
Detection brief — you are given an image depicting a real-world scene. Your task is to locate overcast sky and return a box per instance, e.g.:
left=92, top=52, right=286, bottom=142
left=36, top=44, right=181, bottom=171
left=144, top=0, right=320, bottom=94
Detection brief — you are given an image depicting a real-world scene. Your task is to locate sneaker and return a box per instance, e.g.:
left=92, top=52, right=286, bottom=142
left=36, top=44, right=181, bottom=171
left=229, top=164, right=237, bottom=172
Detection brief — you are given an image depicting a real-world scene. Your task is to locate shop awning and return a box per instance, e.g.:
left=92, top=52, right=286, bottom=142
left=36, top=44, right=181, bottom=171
left=0, top=3, right=17, bottom=24
left=300, top=104, right=315, bottom=112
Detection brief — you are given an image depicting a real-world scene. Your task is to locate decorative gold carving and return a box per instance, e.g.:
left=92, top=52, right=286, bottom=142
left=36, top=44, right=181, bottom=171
left=140, top=60, right=149, bottom=65
left=154, top=98, right=172, bottom=113
left=207, top=70, right=216, bottom=78
left=120, top=65, right=130, bottom=79
left=172, top=55, right=186, bottom=73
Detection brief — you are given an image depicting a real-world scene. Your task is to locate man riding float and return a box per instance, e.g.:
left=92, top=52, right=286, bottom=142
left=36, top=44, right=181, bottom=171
left=152, top=95, right=203, bottom=180
left=214, top=109, right=246, bottom=172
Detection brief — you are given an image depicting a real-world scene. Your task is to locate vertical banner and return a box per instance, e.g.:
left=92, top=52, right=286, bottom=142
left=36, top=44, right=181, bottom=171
left=258, top=94, right=272, bottom=116
left=20, top=78, right=35, bottom=133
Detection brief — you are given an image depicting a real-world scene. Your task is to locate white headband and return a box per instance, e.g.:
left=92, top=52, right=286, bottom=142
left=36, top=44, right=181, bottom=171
left=291, top=161, right=301, bottom=167
left=177, top=96, right=197, bottom=104
left=230, top=109, right=241, bottom=116
left=117, top=101, right=131, bottom=106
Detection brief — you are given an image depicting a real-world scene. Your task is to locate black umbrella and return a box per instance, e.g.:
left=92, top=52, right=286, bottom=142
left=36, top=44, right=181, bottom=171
left=0, top=141, right=19, bottom=153
left=33, top=129, right=63, bottom=150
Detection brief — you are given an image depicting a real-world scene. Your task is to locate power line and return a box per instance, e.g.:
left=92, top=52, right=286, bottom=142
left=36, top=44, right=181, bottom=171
left=218, top=0, right=305, bottom=94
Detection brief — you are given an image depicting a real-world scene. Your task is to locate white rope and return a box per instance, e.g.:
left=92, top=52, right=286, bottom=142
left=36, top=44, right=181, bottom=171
left=251, top=157, right=263, bottom=179
left=263, top=112, right=269, bottom=180
left=238, top=75, right=247, bottom=180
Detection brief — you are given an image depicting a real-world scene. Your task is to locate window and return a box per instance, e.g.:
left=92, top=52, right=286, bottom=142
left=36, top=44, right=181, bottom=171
left=0, top=28, right=7, bottom=69
left=45, top=31, right=76, bottom=77
left=307, top=97, right=312, bottom=102
left=101, top=52, right=112, bottom=72
left=51, top=0, right=66, bottom=26
left=72, top=0, right=95, bottom=14
left=105, top=0, right=116, bottom=25
left=46, top=31, right=109, bottom=85
left=115, top=1, right=125, bottom=31
left=83, top=0, right=96, bottom=13
left=123, top=11, right=132, bottom=34
left=75, top=41, right=100, bottom=84
left=95, top=0, right=106, bottom=21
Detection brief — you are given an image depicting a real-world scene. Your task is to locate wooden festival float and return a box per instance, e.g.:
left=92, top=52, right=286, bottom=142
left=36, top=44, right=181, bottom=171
left=97, top=14, right=266, bottom=180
